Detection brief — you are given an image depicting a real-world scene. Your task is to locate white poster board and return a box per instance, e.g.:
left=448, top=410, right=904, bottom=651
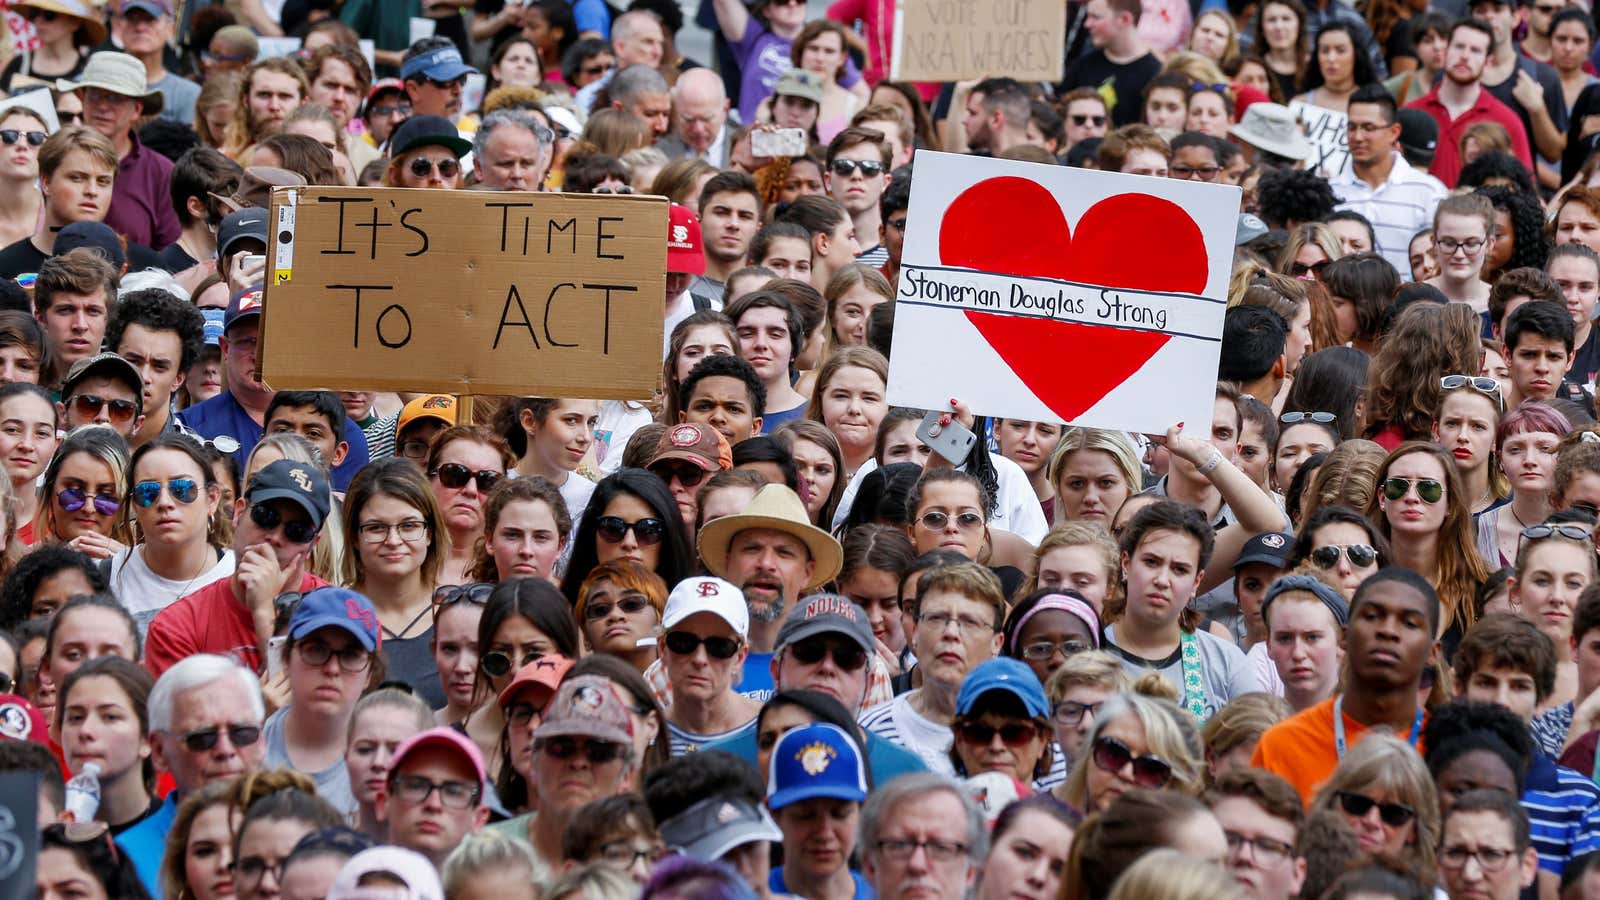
left=886, top=152, right=1239, bottom=437
left=1290, top=101, right=1353, bottom=179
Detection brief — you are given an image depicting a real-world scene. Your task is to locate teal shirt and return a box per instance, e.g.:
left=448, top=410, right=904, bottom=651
left=704, top=726, right=927, bottom=785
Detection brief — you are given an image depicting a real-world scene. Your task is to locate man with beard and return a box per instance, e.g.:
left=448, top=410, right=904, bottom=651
left=1404, top=19, right=1533, bottom=186
left=960, top=78, right=1031, bottom=156
left=697, top=483, right=842, bottom=699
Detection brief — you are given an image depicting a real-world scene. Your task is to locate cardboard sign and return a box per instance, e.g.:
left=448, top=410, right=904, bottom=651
left=891, top=0, right=1065, bottom=82
left=887, top=152, right=1239, bottom=436
left=0, top=772, right=38, bottom=900
left=261, top=187, right=668, bottom=399
left=1291, top=101, right=1353, bottom=179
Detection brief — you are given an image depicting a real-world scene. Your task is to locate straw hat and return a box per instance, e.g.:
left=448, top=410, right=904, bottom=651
left=13, top=0, right=107, bottom=48
left=697, top=484, right=843, bottom=591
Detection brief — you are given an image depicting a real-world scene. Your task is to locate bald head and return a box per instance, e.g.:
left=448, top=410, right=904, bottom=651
left=612, top=11, right=666, bottom=68
left=673, top=69, right=729, bottom=154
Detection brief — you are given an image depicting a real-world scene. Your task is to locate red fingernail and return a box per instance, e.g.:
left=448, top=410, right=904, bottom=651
left=1177, top=422, right=1184, bottom=429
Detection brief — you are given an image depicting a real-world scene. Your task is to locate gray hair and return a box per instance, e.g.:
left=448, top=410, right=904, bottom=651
left=442, top=831, right=539, bottom=895
left=610, top=64, right=669, bottom=107
left=612, top=10, right=663, bottom=45
left=471, top=108, right=555, bottom=160
left=148, top=654, right=263, bottom=733
left=859, top=772, right=986, bottom=867
left=118, top=269, right=190, bottom=302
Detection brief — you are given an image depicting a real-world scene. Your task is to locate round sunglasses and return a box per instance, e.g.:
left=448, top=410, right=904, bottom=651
left=1309, top=544, right=1378, bottom=570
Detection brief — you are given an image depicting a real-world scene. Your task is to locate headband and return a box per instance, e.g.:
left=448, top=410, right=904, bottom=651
left=1009, top=592, right=1101, bottom=652
left=1260, top=574, right=1349, bottom=627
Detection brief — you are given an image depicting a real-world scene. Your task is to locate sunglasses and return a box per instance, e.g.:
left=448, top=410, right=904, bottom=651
left=433, top=582, right=493, bottom=610
left=539, top=736, right=625, bottom=763
left=957, top=720, right=1041, bottom=747
left=249, top=502, right=317, bottom=543
left=1070, top=114, right=1107, bottom=126
left=57, top=487, right=119, bottom=517
left=1291, top=260, right=1330, bottom=277
left=55, top=109, right=83, bottom=124
left=425, top=76, right=467, bottom=91
left=72, top=394, right=137, bottom=423
left=0, top=130, right=46, bottom=147
left=1441, top=374, right=1500, bottom=395
left=663, top=630, right=741, bottom=659
left=596, top=515, right=666, bottom=546
left=1309, top=544, right=1378, bottom=569
left=1521, top=523, right=1592, bottom=542
left=479, top=648, right=545, bottom=679
left=918, top=510, right=983, bottom=531
left=650, top=462, right=708, bottom=488
left=180, top=724, right=262, bottom=752
left=1335, top=791, right=1415, bottom=827
left=583, top=594, right=653, bottom=621
left=579, top=64, right=610, bottom=76
left=830, top=158, right=884, bottom=178
left=1092, top=736, right=1173, bottom=787
left=787, top=635, right=868, bottom=671
left=132, top=478, right=200, bottom=508
left=1382, top=476, right=1443, bottom=504
left=369, top=103, right=412, bottom=118
left=592, top=184, right=634, bottom=194
left=431, top=462, right=502, bottom=492
left=1280, top=411, right=1336, bottom=425
left=408, top=156, right=460, bottom=179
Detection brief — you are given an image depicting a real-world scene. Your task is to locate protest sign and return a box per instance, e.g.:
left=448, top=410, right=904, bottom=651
left=887, top=152, right=1239, bottom=437
left=261, top=187, right=667, bottom=399
left=0, top=771, right=37, bottom=900
left=891, top=0, right=1065, bottom=82
left=1290, top=101, right=1353, bottom=179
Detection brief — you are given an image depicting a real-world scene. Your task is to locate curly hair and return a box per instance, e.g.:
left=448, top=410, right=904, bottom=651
left=1477, top=184, right=1550, bottom=278
left=1458, top=150, right=1537, bottom=195
left=1257, top=168, right=1338, bottom=230
left=1363, top=302, right=1483, bottom=442
left=105, top=288, right=208, bottom=375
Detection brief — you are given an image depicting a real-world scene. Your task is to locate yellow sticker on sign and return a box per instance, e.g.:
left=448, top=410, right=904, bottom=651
left=276, top=269, right=291, bottom=284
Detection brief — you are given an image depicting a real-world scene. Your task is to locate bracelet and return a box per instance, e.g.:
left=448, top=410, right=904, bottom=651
left=1197, top=450, right=1223, bottom=475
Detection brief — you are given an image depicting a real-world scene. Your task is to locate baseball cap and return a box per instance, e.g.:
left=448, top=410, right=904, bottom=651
left=649, top=422, right=731, bottom=471
left=400, top=44, right=478, bottom=83
left=774, top=593, right=874, bottom=656
left=956, top=657, right=1049, bottom=719
left=1235, top=532, right=1293, bottom=571
left=496, top=655, right=573, bottom=709
left=287, top=587, right=380, bottom=652
left=766, top=723, right=868, bottom=810
left=363, top=78, right=405, bottom=114
left=121, top=0, right=174, bottom=16
left=1397, top=108, right=1440, bottom=165
left=1236, top=213, right=1269, bottom=246
left=54, top=221, right=125, bottom=272
left=658, top=794, right=783, bottom=861
left=62, top=352, right=143, bottom=408
left=667, top=204, right=706, bottom=275
left=211, top=167, right=305, bottom=214
left=223, top=283, right=264, bottom=333
left=662, top=576, right=749, bottom=638
left=329, top=846, right=444, bottom=900
left=773, top=69, right=823, bottom=105
left=534, top=674, right=635, bottom=746
left=389, top=726, right=488, bottom=792
left=388, top=113, right=473, bottom=159
left=200, top=308, right=225, bottom=347
left=396, top=394, right=458, bottom=434
left=0, top=694, right=48, bottom=744
left=218, top=207, right=269, bottom=258
left=245, top=458, right=332, bottom=532
left=963, top=771, right=1027, bottom=828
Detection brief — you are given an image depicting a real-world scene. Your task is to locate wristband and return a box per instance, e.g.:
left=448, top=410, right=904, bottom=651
left=1197, top=450, right=1223, bottom=475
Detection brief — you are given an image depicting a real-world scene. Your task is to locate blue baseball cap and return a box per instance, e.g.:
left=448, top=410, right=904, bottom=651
left=956, top=657, right=1049, bottom=718
left=287, top=587, right=380, bottom=652
left=399, top=45, right=477, bottom=83
left=224, top=282, right=263, bottom=333
left=766, top=723, right=868, bottom=810
left=200, top=308, right=225, bottom=347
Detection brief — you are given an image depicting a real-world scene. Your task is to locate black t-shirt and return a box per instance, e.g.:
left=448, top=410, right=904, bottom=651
left=1570, top=324, right=1600, bottom=391
left=155, top=241, right=198, bottom=274
left=1483, top=54, right=1569, bottom=155
left=1384, top=18, right=1416, bottom=69
left=1059, top=50, right=1162, bottom=127
left=0, top=238, right=46, bottom=281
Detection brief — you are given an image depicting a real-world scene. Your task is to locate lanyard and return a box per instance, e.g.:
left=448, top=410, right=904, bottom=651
left=1179, top=631, right=1208, bottom=724
left=1332, top=693, right=1424, bottom=758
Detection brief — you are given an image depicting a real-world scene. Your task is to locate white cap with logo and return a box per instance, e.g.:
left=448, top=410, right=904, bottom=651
left=662, top=576, right=750, bottom=639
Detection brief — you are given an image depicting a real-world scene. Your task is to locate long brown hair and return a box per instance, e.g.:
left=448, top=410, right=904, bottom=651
left=1364, top=302, right=1481, bottom=441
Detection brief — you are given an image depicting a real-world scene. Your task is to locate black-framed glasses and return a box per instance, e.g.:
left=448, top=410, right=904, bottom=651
left=956, top=720, right=1041, bottom=747
left=537, top=736, right=626, bottom=763
left=1224, top=830, right=1295, bottom=865
left=596, top=515, right=666, bottom=546
left=57, top=487, right=119, bottom=516
left=0, top=129, right=46, bottom=147
left=431, top=462, right=501, bottom=492
left=917, top=510, right=983, bottom=531
left=388, top=772, right=481, bottom=809
left=599, top=840, right=667, bottom=869
left=479, top=648, right=545, bottom=678
left=1280, top=411, right=1336, bottom=425
left=132, top=478, right=200, bottom=507
left=1436, top=236, right=1486, bottom=256
left=250, top=502, right=318, bottom=543
left=368, top=102, right=412, bottom=118
left=1309, top=544, right=1378, bottom=569
left=295, top=639, right=371, bottom=672
left=1381, top=476, right=1443, bottom=504
left=398, top=438, right=430, bottom=461
left=830, top=158, right=884, bottom=178
left=787, top=635, right=868, bottom=671
left=231, top=854, right=284, bottom=886
left=1091, top=736, right=1173, bottom=787
left=1521, top=523, right=1592, bottom=543
left=1053, top=700, right=1103, bottom=726
left=663, top=630, right=741, bottom=659
left=1021, top=639, right=1091, bottom=661
left=874, top=837, right=970, bottom=863
left=1335, top=791, right=1414, bottom=826
left=649, top=461, right=708, bottom=488
left=357, top=519, right=429, bottom=544
left=506, top=701, right=545, bottom=729
left=408, top=155, right=460, bottom=179
left=583, top=594, right=653, bottom=621
left=1290, top=260, right=1329, bottom=277
left=1070, top=114, right=1106, bottom=126
left=180, top=724, right=262, bottom=752
left=1440, top=844, right=1517, bottom=872
left=71, top=394, right=137, bottom=423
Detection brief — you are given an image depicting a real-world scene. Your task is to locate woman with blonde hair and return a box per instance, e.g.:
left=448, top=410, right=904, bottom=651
left=1107, top=849, right=1247, bottom=900
left=579, top=108, right=652, bottom=158
left=1311, top=733, right=1441, bottom=883
left=824, top=263, right=893, bottom=353
left=34, top=426, right=132, bottom=561
left=1201, top=692, right=1292, bottom=783
left=806, top=345, right=889, bottom=481
left=1301, top=439, right=1387, bottom=522
left=1433, top=373, right=1507, bottom=515
left=1020, top=521, right=1120, bottom=615
left=1048, top=428, right=1142, bottom=528
left=1044, top=650, right=1132, bottom=772
left=1053, top=692, right=1205, bottom=815
left=1278, top=222, right=1344, bottom=283
left=194, top=71, right=241, bottom=150
left=1237, top=271, right=1316, bottom=379
left=1188, top=10, right=1244, bottom=70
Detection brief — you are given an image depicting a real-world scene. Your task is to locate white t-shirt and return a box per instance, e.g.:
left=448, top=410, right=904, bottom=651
left=832, top=453, right=1048, bottom=544
left=596, top=401, right=654, bottom=475
left=558, top=470, right=598, bottom=523
left=859, top=691, right=955, bottom=776
left=663, top=291, right=724, bottom=356
left=111, top=546, right=236, bottom=638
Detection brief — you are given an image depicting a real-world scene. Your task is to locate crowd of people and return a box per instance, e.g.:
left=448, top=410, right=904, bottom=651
left=8, top=1, right=1600, bottom=900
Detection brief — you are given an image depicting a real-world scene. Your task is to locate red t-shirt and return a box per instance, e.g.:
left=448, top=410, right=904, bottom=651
left=143, top=572, right=330, bottom=677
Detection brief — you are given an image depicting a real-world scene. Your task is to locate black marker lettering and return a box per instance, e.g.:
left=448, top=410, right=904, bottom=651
left=596, top=216, right=622, bottom=260
left=354, top=207, right=392, bottom=261
left=584, top=283, right=634, bottom=354
left=318, top=197, right=370, bottom=256
left=376, top=304, right=412, bottom=348
left=547, top=217, right=577, bottom=255
left=495, top=284, right=540, bottom=349
left=543, top=283, right=579, bottom=348
left=328, top=284, right=393, bottom=348
left=486, top=201, right=535, bottom=253
left=399, top=208, right=429, bottom=257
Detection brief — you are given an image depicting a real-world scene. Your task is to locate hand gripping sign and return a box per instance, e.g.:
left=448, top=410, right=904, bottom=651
left=886, top=152, right=1240, bottom=437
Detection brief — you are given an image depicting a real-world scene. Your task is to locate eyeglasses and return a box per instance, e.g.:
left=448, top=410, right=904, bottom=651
left=787, top=635, right=869, bottom=671
left=1440, top=844, right=1518, bottom=872
left=232, top=854, right=284, bottom=887
left=388, top=772, right=481, bottom=809
left=1381, top=476, right=1443, bottom=504
left=0, top=130, right=46, bottom=147
left=957, top=720, right=1041, bottom=747
left=505, top=701, right=545, bottom=729
left=599, top=840, right=667, bottom=869
left=583, top=594, right=654, bottom=621
left=369, top=103, right=412, bottom=118
left=1574, top=501, right=1600, bottom=518
left=249, top=502, right=318, bottom=543
left=433, top=582, right=493, bottom=611
left=1520, top=523, right=1592, bottom=543
left=874, top=837, right=970, bottom=863
left=71, top=394, right=137, bottom=423
left=180, top=724, right=262, bottom=752
left=1436, top=236, right=1486, bottom=256
left=1224, top=830, right=1296, bottom=865
left=1170, top=164, right=1222, bottom=179
left=592, top=183, right=634, bottom=194
left=57, top=487, right=120, bottom=517
left=830, top=158, right=885, bottom=178
left=596, top=515, right=666, bottom=546
left=480, top=648, right=545, bottom=678
left=357, top=519, right=429, bottom=544
left=1335, top=791, right=1415, bottom=826
left=538, top=736, right=626, bottom=763
left=650, top=461, right=708, bottom=488
left=1091, top=736, right=1174, bottom=788
left=426, top=76, right=467, bottom=91
left=20, top=8, right=60, bottom=21
left=1280, top=411, right=1336, bottom=425
left=1070, top=114, right=1107, bottom=126
left=919, top=610, right=992, bottom=635
left=1309, top=543, right=1379, bottom=569
left=663, top=630, right=742, bottom=659
left=295, top=639, right=371, bottom=672
left=132, top=478, right=200, bottom=507
left=1021, top=639, right=1092, bottom=661
left=1053, top=699, right=1103, bottom=726
left=431, top=462, right=502, bottom=492
left=917, top=510, right=983, bottom=531
left=579, top=64, right=610, bottom=76
left=408, top=156, right=461, bottom=179
left=55, top=109, right=83, bottom=124
left=1290, top=260, right=1329, bottom=277
left=201, top=435, right=242, bottom=454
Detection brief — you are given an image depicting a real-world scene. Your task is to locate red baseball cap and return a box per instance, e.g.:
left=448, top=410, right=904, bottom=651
left=667, top=203, right=706, bottom=276
left=0, top=693, right=49, bottom=745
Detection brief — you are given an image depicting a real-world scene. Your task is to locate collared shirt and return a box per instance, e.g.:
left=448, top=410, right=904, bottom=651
left=106, top=131, right=181, bottom=250
left=1330, top=152, right=1447, bottom=274
left=1524, top=752, right=1600, bottom=874
left=178, top=390, right=372, bottom=491
left=1405, top=85, right=1533, bottom=186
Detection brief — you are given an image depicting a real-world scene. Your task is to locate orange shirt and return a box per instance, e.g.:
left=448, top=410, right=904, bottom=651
left=1251, top=696, right=1427, bottom=805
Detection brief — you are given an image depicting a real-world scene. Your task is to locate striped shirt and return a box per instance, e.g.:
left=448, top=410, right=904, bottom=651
left=1534, top=703, right=1574, bottom=760
left=668, top=718, right=757, bottom=757
left=1524, top=752, right=1600, bottom=874
left=1329, top=153, right=1447, bottom=276
left=857, top=244, right=889, bottom=267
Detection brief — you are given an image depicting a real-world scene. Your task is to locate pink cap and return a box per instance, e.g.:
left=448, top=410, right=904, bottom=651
left=389, top=727, right=488, bottom=791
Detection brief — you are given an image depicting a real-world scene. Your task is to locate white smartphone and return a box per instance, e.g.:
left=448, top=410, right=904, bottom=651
left=916, top=410, right=978, bottom=466
left=751, top=128, right=808, bottom=158
left=266, top=635, right=287, bottom=679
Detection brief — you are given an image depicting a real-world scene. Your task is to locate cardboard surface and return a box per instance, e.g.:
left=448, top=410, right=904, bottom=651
left=886, top=152, right=1239, bottom=437
left=261, top=186, right=668, bottom=399
left=891, top=0, right=1065, bottom=82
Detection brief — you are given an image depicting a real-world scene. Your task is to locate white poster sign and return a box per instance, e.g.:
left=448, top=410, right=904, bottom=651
left=1290, top=100, right=1353, bottom=179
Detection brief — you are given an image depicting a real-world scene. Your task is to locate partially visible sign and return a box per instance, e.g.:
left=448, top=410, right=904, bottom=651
left=1291, top=101, right=1353, bottom=179
left=891, top=0, right=1065, bottom=83
left=0, top=772, right=38, bottom=900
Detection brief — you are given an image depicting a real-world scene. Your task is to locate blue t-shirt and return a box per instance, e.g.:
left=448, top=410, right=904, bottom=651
left=570, top=0, right=611, bottom=37
left=738, top=652, right=775, bottom=702
left=704, top=722, right=928, bottom=786
left=772, top=867, right=875, bottom=900
left=116, top=791, right=176, bottom=899
left=178, top=391, right=371, bottom=490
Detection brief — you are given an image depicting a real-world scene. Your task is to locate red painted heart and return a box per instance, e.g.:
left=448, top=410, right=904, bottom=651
left=938, top=176, right=1210, bottom=422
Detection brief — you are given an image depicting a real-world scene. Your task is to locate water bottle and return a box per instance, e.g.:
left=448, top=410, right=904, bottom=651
left=62, top=762, right=101, bottom=824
